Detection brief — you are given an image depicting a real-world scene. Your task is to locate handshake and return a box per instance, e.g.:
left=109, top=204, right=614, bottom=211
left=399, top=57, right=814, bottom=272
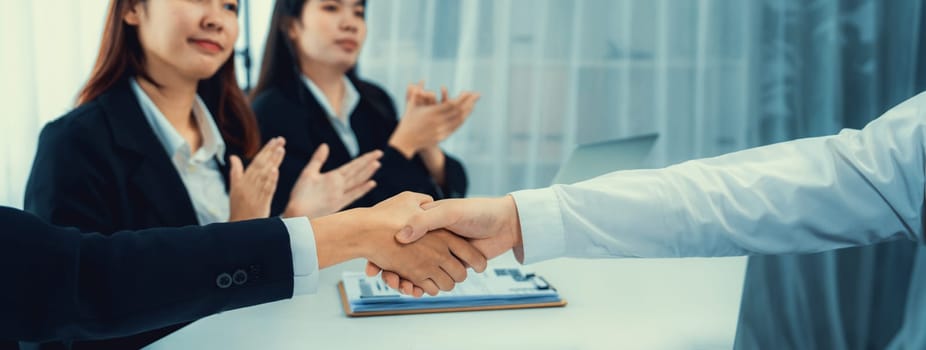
left=311, top=192, right=523, bottom=298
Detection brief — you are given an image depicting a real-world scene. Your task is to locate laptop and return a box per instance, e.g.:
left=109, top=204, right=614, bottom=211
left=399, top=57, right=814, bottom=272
left=551, top=133, right=659, bottom=185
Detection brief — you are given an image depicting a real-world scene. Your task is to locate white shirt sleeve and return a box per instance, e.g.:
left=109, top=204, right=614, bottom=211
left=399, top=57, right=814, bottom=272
left=282, top=217, right=320, bottom=296
left=512, top=92, right=926, bottom=265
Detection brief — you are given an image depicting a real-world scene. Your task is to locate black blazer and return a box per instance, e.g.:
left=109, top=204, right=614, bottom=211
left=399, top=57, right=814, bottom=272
left=0, top=207, right=294, bottom=344
left=252, top=76, right=467, bottom=215
left=23, top=79, right=237, bottom=349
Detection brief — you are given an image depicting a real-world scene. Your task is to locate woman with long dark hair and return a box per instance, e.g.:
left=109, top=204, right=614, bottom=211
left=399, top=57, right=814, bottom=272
left=23, top=0, right=381, bottom=347
left=251, top=0, right=479, bottom=216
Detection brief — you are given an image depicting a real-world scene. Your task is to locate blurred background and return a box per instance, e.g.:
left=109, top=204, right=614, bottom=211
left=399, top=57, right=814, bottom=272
left=2, top=0, right=925, bottom=348
left=3, top=0, right=925, bottom=201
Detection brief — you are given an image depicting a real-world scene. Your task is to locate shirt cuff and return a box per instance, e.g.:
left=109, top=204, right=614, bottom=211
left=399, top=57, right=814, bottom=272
left=509, top=188, right=567, bottom=265
left=282, top=217, right=320, bottom=296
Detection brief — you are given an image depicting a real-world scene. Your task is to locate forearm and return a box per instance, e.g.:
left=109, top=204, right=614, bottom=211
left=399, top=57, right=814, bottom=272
left=515, top=118, right=925, bottom=263
left=387, top=134, right=418, bottom=159
left=419, top=146, right=447, bottom=186
left=310, top=208, right=369, bottom=269
left=75, top=220, right=295, bottom=340
left=2, top=211, right=294, bottom=342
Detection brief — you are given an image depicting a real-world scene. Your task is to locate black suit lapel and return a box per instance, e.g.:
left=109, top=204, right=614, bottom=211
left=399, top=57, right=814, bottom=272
left=295, top=83, right=354, bottom=171
left=350, top=98, right=384, bottom=153
left=98, top=80, right=200, bottom=227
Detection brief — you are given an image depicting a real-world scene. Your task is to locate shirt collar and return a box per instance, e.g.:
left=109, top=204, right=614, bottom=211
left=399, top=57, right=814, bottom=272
left=130, top=78, right=226, bottom=165
left=301, top=75, right=360, bottom=126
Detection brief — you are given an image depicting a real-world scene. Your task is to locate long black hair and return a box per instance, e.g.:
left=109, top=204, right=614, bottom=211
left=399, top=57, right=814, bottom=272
left=250, top=0, right=365, bottom=99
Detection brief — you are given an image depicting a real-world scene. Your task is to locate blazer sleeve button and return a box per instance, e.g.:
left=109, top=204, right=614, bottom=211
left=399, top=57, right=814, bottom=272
left=232, top=269, right=248, bottom=285
left=216, top=273, right=233, bottom=289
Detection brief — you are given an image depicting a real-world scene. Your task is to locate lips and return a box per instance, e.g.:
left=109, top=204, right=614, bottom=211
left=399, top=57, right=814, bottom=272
left=336, top=39, right=358, bottom=52
left=189, top=38, right=223, bottom=54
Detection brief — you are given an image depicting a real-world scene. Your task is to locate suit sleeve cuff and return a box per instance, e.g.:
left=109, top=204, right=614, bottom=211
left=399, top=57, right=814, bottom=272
left=509, top=188, right=567, bottom=265
left=282, top=217, right=320, bottom=296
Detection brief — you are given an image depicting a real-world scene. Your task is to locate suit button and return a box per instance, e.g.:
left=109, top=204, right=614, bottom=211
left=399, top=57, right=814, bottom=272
left=232, top=269, right=248, bottom=285
left=216, top=273, right=232, bottom=289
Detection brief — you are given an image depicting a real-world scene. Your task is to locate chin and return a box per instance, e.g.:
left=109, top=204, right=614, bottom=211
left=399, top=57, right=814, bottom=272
left=189, top=68, right=222, bottom=81
left=186, top=62, right=226, bottom=80
left=335, top=59, right=359, bottom=72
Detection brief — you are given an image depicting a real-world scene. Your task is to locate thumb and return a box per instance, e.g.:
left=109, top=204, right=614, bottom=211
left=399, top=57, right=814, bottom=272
left=304, top=143, right=330, bottom=176
left=405, top=83, right=418, bottom=104
left=229, top=155, right=244, bottom=185
left=396, top=200, right=458, bottom=244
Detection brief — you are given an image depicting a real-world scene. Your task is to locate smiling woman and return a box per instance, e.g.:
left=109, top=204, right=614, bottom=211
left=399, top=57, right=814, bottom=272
left=77, top=0, right=259, bottom=157
left=250, top=0, right=476, bottom=219
left=21, top=0, right=279, bottom=348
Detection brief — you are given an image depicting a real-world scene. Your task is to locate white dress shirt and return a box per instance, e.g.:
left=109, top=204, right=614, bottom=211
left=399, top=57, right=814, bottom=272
left=510, top=91, right=926, bottom=348
left=302, top=75, right=361, bottom=157
left=131, top=79, right=319, bottom=296
left=131, top=79, right=230, bottom=225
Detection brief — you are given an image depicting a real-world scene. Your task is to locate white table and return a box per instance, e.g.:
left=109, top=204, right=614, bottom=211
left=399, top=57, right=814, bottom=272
left=149, top=254, right=746, bottom=350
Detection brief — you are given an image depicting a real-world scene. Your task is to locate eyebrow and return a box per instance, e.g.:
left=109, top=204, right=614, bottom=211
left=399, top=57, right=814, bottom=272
left=319, top=0, right=365, bottom=6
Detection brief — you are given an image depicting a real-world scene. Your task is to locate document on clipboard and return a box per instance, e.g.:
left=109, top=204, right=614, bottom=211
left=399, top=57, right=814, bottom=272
left=338, top=267, right=567, bottom=317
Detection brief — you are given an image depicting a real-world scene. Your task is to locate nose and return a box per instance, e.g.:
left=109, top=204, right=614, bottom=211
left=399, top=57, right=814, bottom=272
left=202, top=4, right=224, bottom=32
left=339, top=15, right=359, bottom=33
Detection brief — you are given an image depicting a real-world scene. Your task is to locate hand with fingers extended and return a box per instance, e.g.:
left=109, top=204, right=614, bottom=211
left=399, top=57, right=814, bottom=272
left=283, top=143, right=383, bottom=218
left=228, top=137, right=287, bottom=222
left=310, top=192, right=488, bottom=296
left=365, top=196, right=523, bottom=296
left=388, top=82, right=481, bottom=159
left=411, top=84, right=481, bottom=185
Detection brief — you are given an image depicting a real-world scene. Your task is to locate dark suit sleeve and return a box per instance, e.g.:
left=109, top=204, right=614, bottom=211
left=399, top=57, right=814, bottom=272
left=0, top=207, right=294, bottom=343
left=24, top=119, right=119, bottom=233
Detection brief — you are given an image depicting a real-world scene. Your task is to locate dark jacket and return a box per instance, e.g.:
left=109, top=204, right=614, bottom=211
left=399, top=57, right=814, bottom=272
left=22, top=79, right=241, bottom=349
left=252, top=75, right=467, bottom=215
left=0, top=207, right=294, bottom=344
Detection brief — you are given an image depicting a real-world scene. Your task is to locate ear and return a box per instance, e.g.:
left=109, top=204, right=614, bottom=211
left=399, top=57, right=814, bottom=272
left=123, top=1, right=144, bottom=26
left=283, top=17, right=300, bottom=41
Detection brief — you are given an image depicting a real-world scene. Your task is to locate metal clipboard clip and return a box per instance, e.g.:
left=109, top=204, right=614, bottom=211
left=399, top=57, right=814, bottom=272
left=525, top=273, right=551, bottom=290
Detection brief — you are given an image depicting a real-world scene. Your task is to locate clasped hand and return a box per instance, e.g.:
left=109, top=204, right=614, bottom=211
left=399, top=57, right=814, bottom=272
left=363, top=195, right=523, bottom=297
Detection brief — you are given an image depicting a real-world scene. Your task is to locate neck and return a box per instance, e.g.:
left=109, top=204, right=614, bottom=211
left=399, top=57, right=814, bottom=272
left=137, top=59, right=203, bottom=152
left=137, top=78, right=198, bottom=129
left=300, top=59, right=347, bottom=115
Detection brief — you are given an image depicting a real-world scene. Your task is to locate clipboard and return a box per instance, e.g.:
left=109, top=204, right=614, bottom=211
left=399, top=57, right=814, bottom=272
left=338, top=268, right=567, bottom=317
left=338, top=282, right=568, bottom=317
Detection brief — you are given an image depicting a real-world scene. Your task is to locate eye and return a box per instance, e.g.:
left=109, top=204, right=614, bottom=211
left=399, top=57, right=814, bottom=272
left=223, top=2, right=238, bottom=14
left=323, top=4, right=339, bottom=12
left=354, top=7, right=365, bottom=18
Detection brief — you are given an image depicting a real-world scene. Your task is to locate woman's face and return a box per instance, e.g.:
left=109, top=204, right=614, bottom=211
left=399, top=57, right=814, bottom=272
left=125, top=0, right=240, bottom=81
left=289, top=0, right=367, bottom=73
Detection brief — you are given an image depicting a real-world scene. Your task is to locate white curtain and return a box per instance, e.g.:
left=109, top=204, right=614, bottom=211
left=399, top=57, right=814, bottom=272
left=0, top=0, right=110, bottom=208
left=352, top=0, right=759, bottom=196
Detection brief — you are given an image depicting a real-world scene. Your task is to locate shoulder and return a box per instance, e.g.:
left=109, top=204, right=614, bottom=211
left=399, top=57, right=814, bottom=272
left=251, top=86, right=299, bottom=115
left=353, top=79, right=393, bottom=104
left=252, top=86, right=304, bottom=125
left=352, top=79, right=397, bottom=119
left=38, top=100, right=111, bottom=153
